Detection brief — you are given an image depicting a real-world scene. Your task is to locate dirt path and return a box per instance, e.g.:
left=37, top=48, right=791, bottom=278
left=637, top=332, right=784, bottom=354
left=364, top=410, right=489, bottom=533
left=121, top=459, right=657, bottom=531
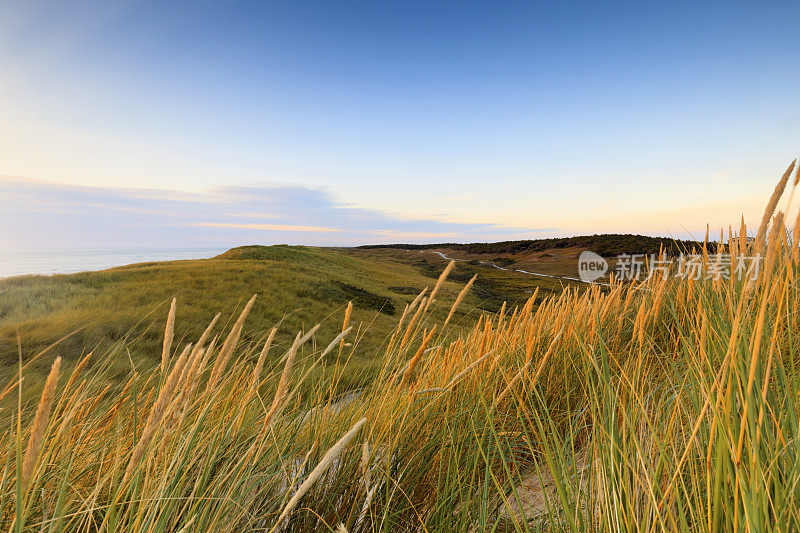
left=424, top=250, right=611, bottom=287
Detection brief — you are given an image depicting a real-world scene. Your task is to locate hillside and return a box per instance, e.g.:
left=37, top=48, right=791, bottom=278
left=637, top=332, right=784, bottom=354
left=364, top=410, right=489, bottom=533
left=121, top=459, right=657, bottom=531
left=1, top=233, right=707, bottom=386
left=1, top=233, right=697, bottom=390
left=0, top=244, right=580, bottom=393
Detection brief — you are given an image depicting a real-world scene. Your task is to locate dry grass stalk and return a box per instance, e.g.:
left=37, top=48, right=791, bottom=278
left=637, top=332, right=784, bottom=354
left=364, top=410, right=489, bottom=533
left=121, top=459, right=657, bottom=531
left=279, top=324, right=320, bottom=364
left=360, top=440, right=371, bottom=490
left=340, top=301, right=353, bottom=350
left=197, top=335, right=218, bottom=377
left=122, top=342, right=192, bottom=485
left=221, top=295, right=257, bottom=353
left=396, top=287, right=427, bottom=335
left=399, top=297, right=427, bottom=351
left=401, top=325, right=436, bottom=386
left=739, top=215, right=748, bottom=256
left=755, top=160, right=795, bottom=248
left=321, top=327, right=353, bottom=359
left=444, top=273, right=477, bottom=328
left=408, top=286, right=428, bottom=313
left=396, top=304, right=410, bottom=334
left=20, top=356, right=61, bottom=490
left=161, top=298, right=177, bottom=371
left=735, top=212, right=784, bottom=462
left=249, top=327, right=277, bottom=394
left=165, top=343, right=201, bottom=422
left=284, top=442, right=317, bottom=495
left=208, top=295, right=257, bottom=390
left=176, top=515, right=197, bottom=533
left=64, top=351, right=91, bottom=392
left=192, top=313, right=220, bottom=359
left=298, top=323, right=321, bottom=349
left=658, top=341, right=736, bottom=512
left=263, top=332, right=302, bottom=430
left=445, top=349, right=494, bottom=390
left=423, top=260, right=455, bottom=313
left=355, top=482, right=379, bottom=531
left=793, top=205, right=800, bottom=265
left=493, top=330, right=562, bottom=408
left=272, top=417, right=367, bottom=530
left=175, top=342, right=208, bottom=414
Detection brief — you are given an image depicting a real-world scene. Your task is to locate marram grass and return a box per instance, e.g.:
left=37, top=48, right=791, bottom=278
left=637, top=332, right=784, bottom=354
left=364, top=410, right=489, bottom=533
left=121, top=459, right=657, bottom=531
left=3, top=161, right=800, bottom=531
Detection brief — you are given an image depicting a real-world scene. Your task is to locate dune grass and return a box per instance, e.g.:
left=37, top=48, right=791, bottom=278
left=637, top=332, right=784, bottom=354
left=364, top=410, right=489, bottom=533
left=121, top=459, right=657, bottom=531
left=2, top=161, right=800, bottom=531
left=0, top=243, right=564, bottom=400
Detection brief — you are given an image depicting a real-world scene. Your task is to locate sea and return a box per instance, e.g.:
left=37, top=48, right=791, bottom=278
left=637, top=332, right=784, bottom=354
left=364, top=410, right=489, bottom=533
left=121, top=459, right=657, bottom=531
left=0, top=247, right=227, bottom=279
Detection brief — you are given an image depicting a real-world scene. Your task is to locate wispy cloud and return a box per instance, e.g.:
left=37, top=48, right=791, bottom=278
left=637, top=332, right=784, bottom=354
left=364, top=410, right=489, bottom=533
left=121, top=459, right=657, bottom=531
left=370, top=230, right=461, bottom=239
left=0, top=177, right=551, bottom=249
left=196, top=222, right=342, bottom=233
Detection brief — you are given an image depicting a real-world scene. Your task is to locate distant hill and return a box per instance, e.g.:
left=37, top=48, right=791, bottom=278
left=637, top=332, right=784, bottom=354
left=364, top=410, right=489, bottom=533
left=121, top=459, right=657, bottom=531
left=358, top=234, right=716, bottom=258
left=2, top=244, right=560, bottom=389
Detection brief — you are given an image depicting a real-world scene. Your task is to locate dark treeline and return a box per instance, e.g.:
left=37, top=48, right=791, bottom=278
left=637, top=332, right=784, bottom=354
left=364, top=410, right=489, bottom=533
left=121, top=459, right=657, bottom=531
left=358, top=234, right=720, bottom=258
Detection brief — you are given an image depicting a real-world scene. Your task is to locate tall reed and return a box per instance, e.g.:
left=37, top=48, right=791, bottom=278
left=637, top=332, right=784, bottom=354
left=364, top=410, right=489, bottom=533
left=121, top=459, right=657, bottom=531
left=3, top=160, right=800, bottom=531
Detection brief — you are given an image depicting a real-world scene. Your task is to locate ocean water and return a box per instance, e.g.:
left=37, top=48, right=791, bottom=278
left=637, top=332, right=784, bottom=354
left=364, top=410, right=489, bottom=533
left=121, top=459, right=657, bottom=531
left=0, top=247, right=227, bottom=278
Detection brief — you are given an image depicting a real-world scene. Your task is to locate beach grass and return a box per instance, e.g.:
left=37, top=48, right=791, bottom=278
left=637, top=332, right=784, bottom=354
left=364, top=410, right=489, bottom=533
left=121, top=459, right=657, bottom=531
left=1, top=161, right=799, bottom=531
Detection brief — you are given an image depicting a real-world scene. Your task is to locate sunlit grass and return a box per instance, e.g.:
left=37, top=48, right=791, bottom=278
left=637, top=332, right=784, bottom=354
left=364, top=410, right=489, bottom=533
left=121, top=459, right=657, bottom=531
left=2, top=160, right=799, bottom=531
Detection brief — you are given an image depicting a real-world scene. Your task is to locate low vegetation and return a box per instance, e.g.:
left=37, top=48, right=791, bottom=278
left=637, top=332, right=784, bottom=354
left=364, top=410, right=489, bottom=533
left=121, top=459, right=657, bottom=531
left=359, top=233, right=716, bottom=257
left=0, top=243, right=570, bottom=396
left=1, top=161, right=798, bottom=531
left=0, top=247, right=450, bottom=392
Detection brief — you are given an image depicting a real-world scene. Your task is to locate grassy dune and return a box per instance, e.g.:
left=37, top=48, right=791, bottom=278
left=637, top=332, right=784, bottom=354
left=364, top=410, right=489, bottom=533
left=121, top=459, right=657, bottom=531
left=2, top=161, right=800, bottom=531
left=0, top=244, right=570, bottom=403
left=0, top=246, right=416, bottom=365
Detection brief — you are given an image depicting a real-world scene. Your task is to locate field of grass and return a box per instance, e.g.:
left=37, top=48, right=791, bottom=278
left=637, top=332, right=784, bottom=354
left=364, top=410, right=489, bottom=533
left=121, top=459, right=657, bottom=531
left=2, top=161, right=798, bottom=531
left=0, top=243, right=575, bottom=401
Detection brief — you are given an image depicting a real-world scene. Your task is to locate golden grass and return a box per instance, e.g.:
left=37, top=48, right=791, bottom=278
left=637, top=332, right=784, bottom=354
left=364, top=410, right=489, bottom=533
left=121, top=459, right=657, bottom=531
left=272, top=417, right=367, bottom=531
left=161, top=298, right=176, bottom=373
left=20, top=356, right=59, bottom=490
left=3, top=160, right=800, bottom=531
left=444, top=273, right=477, bottom=328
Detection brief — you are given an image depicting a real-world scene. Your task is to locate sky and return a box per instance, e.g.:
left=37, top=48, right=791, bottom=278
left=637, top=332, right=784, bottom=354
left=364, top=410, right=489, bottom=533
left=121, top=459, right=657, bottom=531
left=1, top=0, right=799, bottom=249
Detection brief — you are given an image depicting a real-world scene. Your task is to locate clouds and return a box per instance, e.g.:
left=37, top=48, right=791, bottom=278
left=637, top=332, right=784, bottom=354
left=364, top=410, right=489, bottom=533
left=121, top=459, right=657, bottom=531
left=0, top=177, right=549, bottom=249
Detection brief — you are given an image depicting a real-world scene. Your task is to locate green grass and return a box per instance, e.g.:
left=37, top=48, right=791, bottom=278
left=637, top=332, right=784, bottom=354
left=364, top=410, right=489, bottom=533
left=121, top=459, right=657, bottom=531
left=0, top=245, right=575, bottom=398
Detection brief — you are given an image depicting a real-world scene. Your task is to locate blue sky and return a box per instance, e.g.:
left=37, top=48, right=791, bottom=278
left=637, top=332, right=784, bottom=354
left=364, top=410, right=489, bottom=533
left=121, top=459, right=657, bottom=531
left=1, top=0, right=799, bottom=248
